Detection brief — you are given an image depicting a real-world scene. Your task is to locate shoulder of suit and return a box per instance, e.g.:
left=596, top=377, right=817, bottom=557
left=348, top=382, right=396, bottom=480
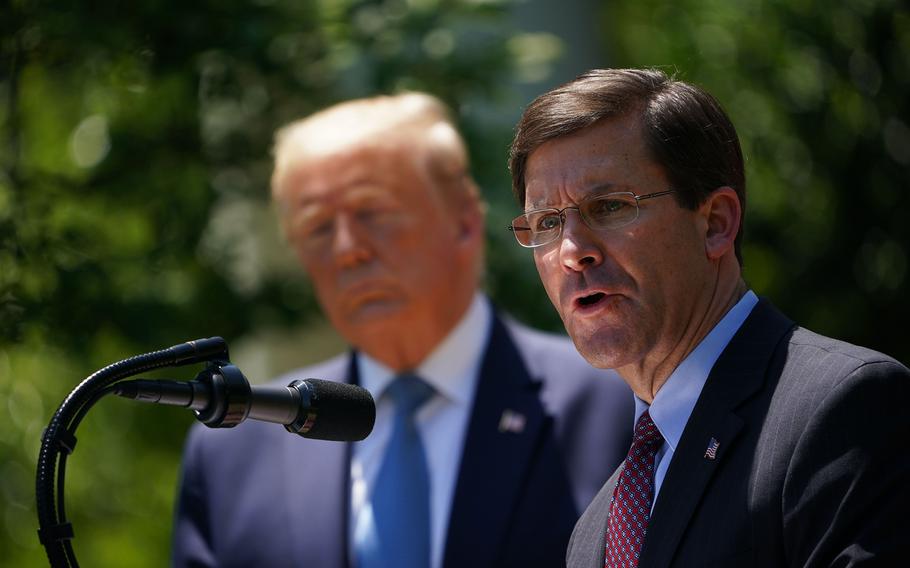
left=499, top=314, right=626, bottom=391
left=501, top=315, right=586, bottom=363
left=786, top=326, right=909, bottom=378
left=765, top=326, right=910, bottom=420
left=268, top=351, right=351, bottom=386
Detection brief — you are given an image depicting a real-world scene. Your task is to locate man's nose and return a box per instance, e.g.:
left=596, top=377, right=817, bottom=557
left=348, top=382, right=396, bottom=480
left=332, top=214, right=371, bottom=265
left=558, top=210, right=603, bottom=272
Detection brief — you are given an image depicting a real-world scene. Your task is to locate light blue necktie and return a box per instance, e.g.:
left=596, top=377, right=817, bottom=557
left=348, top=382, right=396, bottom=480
left=359, top=374, right=434, bottom=568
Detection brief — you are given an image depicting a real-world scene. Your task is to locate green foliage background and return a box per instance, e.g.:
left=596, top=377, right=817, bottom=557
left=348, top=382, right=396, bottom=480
left=1, top=0, right=907, bottom=566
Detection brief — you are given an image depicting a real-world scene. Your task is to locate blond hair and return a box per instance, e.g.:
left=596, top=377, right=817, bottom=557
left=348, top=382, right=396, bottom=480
left=271, top=93, right=477, bottom=205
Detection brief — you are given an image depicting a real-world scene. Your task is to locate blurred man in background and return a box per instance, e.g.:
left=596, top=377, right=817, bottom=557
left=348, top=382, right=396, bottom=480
left=172, top=92, right=633, bottom=568
left=508, top=68, right=910, bottom=567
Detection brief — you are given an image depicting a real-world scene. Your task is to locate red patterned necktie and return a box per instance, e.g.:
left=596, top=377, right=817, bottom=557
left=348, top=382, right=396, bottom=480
left=604, top=409, right=664, bottom=568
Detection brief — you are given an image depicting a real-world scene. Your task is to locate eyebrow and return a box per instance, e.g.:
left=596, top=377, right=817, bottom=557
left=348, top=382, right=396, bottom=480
left=343, top=187, right=396, bottom=202
left=288, top=186, right=399, bottom=215
left=525, top=183, right=623, bottom=210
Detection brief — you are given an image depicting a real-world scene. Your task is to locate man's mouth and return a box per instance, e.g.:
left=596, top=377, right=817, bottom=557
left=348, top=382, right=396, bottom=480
left=576, top=292, right=606, bottom=307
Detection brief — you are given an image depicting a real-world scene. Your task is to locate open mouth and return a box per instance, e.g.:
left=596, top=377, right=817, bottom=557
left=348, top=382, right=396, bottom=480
left=576, top=292, right=606, bottom=307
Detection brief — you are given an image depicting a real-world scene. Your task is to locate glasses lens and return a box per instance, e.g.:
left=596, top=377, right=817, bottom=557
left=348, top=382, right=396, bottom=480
left=511, top=210, right=561, bottom=247
left=580, top=193, right=638, bottom=230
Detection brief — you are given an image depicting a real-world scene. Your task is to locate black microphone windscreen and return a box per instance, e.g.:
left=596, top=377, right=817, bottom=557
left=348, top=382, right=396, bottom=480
left=298, top=379, right=375, bottom=442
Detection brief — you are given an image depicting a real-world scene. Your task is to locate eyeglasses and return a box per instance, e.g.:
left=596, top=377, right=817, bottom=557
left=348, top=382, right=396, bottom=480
left=508, top=190, right=676, bottom=248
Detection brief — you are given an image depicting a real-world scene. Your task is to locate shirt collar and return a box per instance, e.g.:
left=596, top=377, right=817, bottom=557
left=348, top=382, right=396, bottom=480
left=635, top=290, right=759, bottom=452
left=357, top=293, right=492, bottom=405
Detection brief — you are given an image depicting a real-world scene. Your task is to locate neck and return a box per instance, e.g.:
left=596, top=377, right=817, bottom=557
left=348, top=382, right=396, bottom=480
left=621, top=270, right=747, bottom=404
left=363, top=288, right=477, bottom=373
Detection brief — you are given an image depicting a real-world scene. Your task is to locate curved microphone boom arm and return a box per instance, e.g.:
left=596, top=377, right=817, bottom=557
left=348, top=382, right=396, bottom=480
left=34, top=337, right=375, bottom=568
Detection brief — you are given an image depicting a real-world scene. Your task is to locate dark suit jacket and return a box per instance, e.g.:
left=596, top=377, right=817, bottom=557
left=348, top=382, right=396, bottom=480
left=567, top=299, right=910, bottom=567
left=173, top=312, right=633, bottom=568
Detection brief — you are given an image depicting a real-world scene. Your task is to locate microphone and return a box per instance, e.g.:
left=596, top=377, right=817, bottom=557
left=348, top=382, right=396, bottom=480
left=114, top=365, right=375, bottom=442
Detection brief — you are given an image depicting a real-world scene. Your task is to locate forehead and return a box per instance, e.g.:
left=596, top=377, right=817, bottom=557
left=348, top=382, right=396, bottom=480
left=523, top=114, right=665, bottom=207
left=280, top=141, right=435, bottom=207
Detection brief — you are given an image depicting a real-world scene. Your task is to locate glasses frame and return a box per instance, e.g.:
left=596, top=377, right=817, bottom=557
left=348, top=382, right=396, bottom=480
left=508, top=189, right=677, bottom=248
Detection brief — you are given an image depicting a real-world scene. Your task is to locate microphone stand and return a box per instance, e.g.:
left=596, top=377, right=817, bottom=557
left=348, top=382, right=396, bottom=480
left=35, top=337, right=237, bottom=568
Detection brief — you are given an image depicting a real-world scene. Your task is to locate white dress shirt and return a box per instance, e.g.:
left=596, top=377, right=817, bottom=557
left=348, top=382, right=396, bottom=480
left=634, top=290, right=759, bottom=510
left=350, top=293, right=492, bottom=568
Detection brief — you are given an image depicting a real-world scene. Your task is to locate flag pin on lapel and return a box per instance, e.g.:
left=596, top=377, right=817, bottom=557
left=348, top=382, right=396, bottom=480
left=498, top=409, right=526, bottom=434
left=704, top=437, right=720, bottom=460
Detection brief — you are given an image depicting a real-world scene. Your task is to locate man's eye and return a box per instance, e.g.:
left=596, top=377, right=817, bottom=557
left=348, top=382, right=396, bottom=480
left=357, top=207, right=384, bottom=223
left=309, top=220, right=333, bottom=236
left=355, top=203, right=403, bottom=228
left=536, top=215, right=561, bottom=231
left=291, top=213, right=333, bottom=239
left=587, top=198, right=628, bottom=218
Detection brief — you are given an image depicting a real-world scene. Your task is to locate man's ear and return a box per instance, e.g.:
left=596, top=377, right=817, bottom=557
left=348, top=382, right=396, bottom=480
left=701, top=186, right=741, bottom=261
left=454, top=179, right=486, bottom=244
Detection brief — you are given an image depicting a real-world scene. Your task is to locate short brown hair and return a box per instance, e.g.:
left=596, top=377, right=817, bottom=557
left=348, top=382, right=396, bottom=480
left=509, top=68, right=745, bottom=264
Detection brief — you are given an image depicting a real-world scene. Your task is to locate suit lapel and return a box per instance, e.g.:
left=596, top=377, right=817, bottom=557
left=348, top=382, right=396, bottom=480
left=442, top=314, right=549, bottom=568
left=285, top=355, right=358, bottom=568
left=639, top=408, right=744, bottom=568
left=638, top=300, right=794, bottom=568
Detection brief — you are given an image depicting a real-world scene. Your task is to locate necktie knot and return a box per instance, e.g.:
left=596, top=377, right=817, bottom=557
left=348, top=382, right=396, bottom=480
left=632, top=410, right=663, bottom=447
left=385, top=374, right=434, bottom=416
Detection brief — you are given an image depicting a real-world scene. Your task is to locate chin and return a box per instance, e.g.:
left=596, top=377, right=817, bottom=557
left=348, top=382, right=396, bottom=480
left=346, top=297, right=408, bottom=321
left=341, top=299, right=412, bottom=331
left=568, top=324, right=639, bottom=370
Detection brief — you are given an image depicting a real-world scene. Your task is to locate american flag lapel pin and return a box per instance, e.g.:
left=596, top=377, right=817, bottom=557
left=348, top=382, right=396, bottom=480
left=704, top=437, right=720, bottom=460
left=498, top=409, right=526, bottom=434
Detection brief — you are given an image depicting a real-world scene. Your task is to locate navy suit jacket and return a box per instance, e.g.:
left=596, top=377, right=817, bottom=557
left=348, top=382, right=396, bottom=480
left=173, top=312, right=633, bottom=568
left=567, top=299, right=910, bottom=567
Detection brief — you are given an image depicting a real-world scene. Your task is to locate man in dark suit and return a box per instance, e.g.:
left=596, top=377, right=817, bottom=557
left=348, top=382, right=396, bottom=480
left=507, top=68, right=910, bottom=567
left=172, top=93, right=633, bottom=568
